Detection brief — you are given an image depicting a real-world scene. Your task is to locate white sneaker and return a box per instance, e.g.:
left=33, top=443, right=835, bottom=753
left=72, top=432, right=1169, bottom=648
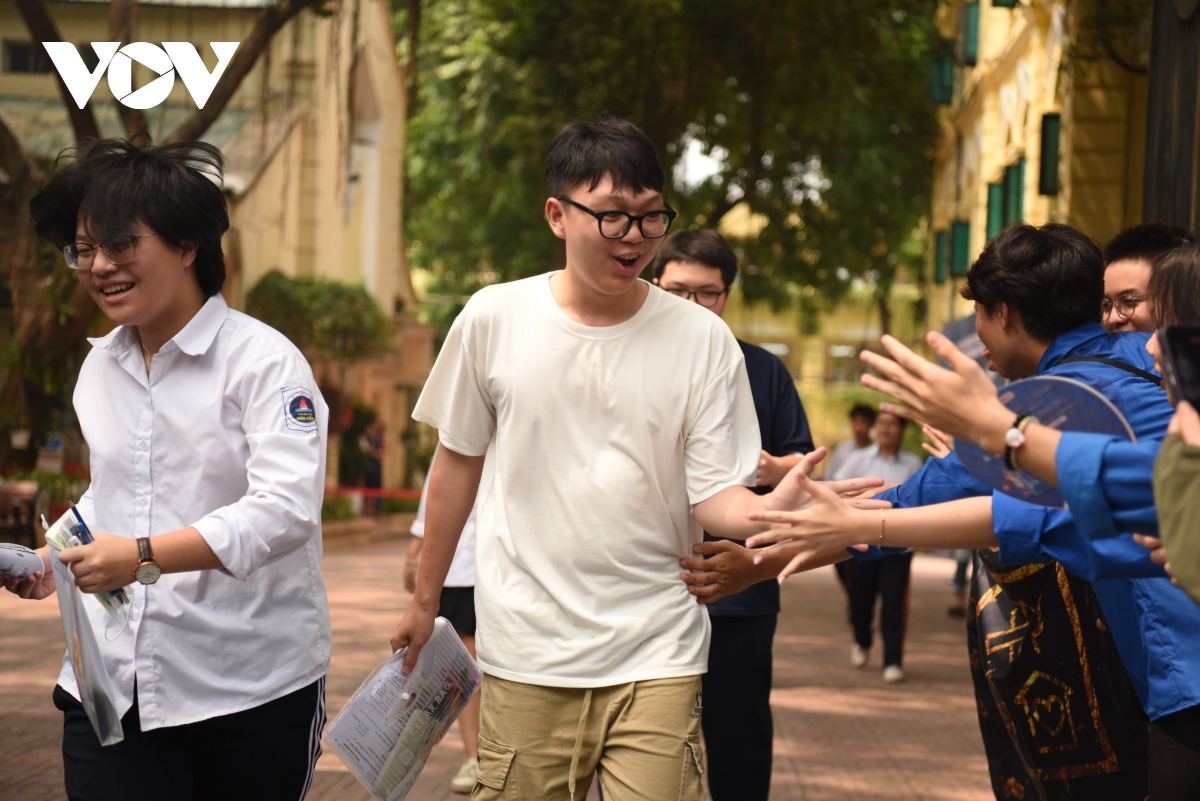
left=850, top=644, right=869, bottom=668
left=883, top=664, right=905, bottom=684
left=450, top=757, right=476, bottom=794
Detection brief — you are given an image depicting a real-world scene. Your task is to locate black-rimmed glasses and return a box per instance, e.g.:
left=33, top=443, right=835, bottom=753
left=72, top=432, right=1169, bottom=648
left=63, top=234, right=160, bottom=271
left=661, top=287, right=729, bottom=307
left=557, top=197, right=677, bottom=239
left=1102, top=291, right=1152, bottom=321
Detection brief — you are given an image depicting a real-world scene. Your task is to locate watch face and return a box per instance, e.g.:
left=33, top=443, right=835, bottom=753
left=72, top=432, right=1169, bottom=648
left=1004, top=427, right=1026, bottom=449
left=135, top=562, right=162, bottom=585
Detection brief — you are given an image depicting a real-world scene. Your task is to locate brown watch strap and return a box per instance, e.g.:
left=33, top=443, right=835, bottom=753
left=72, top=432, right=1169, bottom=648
left=137, top=537, right=154, bottom=564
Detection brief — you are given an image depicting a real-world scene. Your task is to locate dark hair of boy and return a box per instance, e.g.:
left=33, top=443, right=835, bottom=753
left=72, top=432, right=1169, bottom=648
left=29, top=136, right=230, bottom=297
left=961, top=223, right=1104, bottom=342
left=651, top=230, right=739, bottom=288
left=545, top=116, right=665, bottom=197
left=849, top=404, right=877, bottom=424
left=1103, top=223, right=1196, bottom=267
left=1150, top=242, right=1200, bottom=329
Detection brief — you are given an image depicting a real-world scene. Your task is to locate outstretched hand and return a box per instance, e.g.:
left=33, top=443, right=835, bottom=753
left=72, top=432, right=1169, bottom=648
left=921, top=424, right=954, bottom=459
left=766, top=447, right=886, bottom=515
left=747, top=473, right=890, bottom=582
left=859, top=332, right=1011, bottom=453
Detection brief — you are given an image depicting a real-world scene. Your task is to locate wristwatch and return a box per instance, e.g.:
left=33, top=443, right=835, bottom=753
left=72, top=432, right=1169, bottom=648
left=1003, top=414, right=1037, bottom=470
left=133, top=537, right=162, bottom=585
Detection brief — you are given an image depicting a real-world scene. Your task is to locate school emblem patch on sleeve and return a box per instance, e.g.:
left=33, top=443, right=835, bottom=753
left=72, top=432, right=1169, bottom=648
left=281, top=386, right=319, bottom=433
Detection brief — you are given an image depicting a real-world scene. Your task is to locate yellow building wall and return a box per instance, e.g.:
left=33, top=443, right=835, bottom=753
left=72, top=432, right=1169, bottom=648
left=927, top=0, right=1147, bottom=333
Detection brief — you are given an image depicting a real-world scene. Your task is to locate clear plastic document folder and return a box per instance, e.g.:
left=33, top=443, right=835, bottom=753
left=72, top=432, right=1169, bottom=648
left=326, top=617, right=482, bottom=801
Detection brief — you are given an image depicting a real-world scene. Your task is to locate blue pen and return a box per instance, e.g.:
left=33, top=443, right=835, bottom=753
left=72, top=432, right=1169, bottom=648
left=69, top=506, right=130, bottom=606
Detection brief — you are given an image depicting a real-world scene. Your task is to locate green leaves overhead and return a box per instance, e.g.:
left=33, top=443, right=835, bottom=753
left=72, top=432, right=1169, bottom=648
left=400, top=0, right=939, bottom=337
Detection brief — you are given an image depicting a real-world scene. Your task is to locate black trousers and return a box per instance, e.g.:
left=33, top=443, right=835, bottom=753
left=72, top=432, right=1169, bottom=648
left=701, top=614, right=777, bottom=801
left=1149, top=704, right=1200, bottom=801
left=847, top=552, right=913, bottom=667
left=56, top=677, right=326, bottom=801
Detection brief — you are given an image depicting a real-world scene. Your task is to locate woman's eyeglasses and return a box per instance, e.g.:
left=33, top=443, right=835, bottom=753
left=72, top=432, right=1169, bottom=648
left=63, top=234, right=160, bottom=271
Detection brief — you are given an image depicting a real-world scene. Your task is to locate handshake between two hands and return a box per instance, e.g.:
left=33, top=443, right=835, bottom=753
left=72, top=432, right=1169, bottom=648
left=680, top=446, right=894, bottom=602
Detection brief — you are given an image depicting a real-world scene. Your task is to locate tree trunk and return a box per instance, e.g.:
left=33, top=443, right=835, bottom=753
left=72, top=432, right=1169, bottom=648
left=165, top=0, right=310, bottom=144
left=108, top=0, right=149, bottom=137
left=14, top=0, right=101, bottom=141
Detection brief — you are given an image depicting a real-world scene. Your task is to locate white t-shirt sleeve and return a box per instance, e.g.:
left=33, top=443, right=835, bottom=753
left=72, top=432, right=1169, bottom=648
left=683, top=342, right=761, bottom=505
left=412, top=310, right=495, bottom=457
left=410, top=475, right=428, bottom=538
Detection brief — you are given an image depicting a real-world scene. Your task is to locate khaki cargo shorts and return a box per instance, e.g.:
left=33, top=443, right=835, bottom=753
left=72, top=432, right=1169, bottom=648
left=472, top=674, right=705, bottom=801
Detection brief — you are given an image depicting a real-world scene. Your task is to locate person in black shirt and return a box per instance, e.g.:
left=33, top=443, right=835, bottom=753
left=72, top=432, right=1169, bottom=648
left=653, top=230, right=814, bottom=801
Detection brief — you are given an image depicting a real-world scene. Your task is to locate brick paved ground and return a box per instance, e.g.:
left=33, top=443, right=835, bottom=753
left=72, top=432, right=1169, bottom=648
left=1, top=541, right=991, bottom=800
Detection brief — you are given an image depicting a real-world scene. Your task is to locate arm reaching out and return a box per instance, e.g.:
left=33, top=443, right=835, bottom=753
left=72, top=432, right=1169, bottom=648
left=679, top=539, right=850, bottom=601
left=860, top=332, right=1063, bottom=486
left=743, top=473, right=996, bottom=581
left=693, top=447, right=889, bottom=540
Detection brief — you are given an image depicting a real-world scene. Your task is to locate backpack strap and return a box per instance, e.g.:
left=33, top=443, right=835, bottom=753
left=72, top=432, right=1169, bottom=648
left=1055, top=356, right=1163, bottom=386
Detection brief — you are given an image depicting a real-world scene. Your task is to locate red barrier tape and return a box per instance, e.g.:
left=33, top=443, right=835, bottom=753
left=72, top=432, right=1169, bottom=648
left=326, top=486, right=422, bottom=500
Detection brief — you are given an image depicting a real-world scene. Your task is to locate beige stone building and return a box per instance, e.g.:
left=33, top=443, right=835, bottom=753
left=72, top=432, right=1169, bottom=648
left=927, top=0, right=1149, bottom=330
left=0, top=0, right=431, bottom=488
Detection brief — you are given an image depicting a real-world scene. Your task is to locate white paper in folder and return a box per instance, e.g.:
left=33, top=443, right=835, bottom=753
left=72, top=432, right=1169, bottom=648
left=326, top=617, right=482, bottom=801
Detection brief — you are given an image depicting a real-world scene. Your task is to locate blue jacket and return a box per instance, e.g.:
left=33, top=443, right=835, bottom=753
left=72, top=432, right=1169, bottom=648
left=864, top=323, right=1200, bottom=720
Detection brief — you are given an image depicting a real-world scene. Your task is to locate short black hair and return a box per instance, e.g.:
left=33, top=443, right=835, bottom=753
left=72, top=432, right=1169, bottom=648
left=1103, top=223, right=1195, bottom=267
left=875, top=410, right=909, bottom=431
left=961, top=223, right=1104, bottom=342
left=651, top=230, right=738, bottom=287
left=545, top=116, right=665, bottom=198
left=849, top=404, right=877, bottom=423
left=1150, top=242, right=1200, bottom=328
left=29, top=136, right=229, bottom=297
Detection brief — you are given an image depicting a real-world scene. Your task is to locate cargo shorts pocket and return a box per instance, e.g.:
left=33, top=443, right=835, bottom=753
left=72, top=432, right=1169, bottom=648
left=678, top=733, right=705, bottom=801
left=475, top=737, right=516, bottom=792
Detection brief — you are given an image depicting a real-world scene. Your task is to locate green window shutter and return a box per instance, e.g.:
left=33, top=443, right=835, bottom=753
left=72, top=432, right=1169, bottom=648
left=986, top=183, right=1004, bottom=240
left=1003, top=162, right=1025, bottom=226
left=961, top=3, right=980, bottom=67
left=951, top=221, right=971, bottom=276
left=935, top=231, right=948, bottom=284
left=1039, top=114, right=1061, bottom=195
left=992, top=0, right=1019, bottom=7
left=929, top=42, right=955, bottom=105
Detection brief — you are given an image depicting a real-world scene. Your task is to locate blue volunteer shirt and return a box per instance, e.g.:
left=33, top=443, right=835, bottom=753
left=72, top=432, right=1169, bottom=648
left=705, top=341, right=814, bottom=617
left=866, top=323, right=1200, bottom=720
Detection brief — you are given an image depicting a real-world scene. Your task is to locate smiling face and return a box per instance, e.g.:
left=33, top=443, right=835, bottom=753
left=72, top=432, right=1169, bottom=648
left=1104, top=258, right=1154, bottom=333
left=75, top=216, right=205, bottom=342
left=545, top=174, right=667, bottom=299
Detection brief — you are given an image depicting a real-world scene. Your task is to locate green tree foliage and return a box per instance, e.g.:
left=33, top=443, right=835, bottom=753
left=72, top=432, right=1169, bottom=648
left=245, top=270, right=389, bottom=359
left=399, top=0, right=940, bottom=339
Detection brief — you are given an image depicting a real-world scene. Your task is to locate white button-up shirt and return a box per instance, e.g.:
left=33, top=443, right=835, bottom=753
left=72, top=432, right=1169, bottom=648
left=59, top=295, right=331, bottom=730
left=836, top=442, right=924, bottom=486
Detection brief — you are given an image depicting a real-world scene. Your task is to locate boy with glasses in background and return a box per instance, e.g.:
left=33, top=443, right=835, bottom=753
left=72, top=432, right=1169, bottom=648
left=653, top=229, right=814, bottom=801
left=1102, top=223, right=1194, bottom=333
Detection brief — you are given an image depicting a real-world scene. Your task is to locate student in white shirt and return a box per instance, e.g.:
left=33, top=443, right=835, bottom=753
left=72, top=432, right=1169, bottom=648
left=387, top=117, right=884, bottom=801
left=835, top=410, right=923, bottom=683
left=4, top=138, right=331, bottom=801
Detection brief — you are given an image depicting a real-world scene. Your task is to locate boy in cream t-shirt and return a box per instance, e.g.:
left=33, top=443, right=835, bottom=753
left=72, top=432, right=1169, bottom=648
left=389, top=117, right=880, bottom=801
